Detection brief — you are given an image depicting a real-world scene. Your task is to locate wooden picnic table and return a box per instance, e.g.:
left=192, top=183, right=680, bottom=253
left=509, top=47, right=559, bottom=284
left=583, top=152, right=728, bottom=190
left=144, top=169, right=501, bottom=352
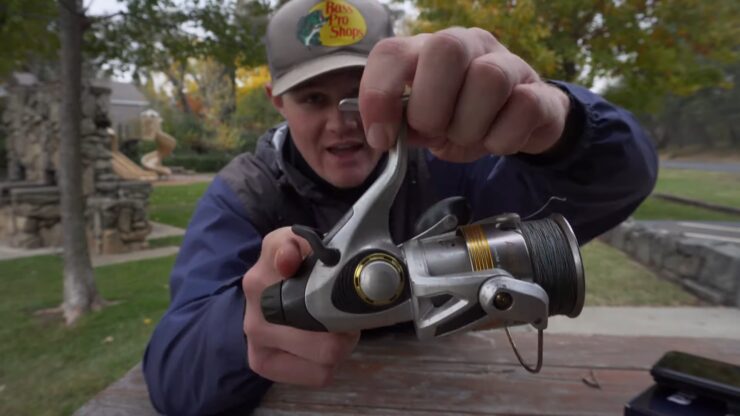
left=74, top=330, right=740, bottom=415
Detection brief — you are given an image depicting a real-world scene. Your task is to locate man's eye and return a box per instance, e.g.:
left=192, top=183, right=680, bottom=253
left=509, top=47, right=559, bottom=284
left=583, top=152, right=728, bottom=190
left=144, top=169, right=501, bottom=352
left=302, top=93, right=326, bottom=106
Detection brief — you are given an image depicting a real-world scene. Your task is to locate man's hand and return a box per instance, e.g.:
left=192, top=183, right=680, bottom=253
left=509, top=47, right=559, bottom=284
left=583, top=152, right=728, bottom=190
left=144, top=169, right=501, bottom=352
left=242, top=227, right=360, bottom=386
left=359, top=27, right=570, bottom=162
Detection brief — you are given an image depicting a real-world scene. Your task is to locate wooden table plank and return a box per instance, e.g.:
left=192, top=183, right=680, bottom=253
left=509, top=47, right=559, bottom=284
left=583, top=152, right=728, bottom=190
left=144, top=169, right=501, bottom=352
left=257, top=331, right=740, bottom=415
left=74, top=331, right=740, bottom=416
left=360, top=330, right=740, bottom=366
left=74, top=365, right=158, bottom=416
left=260, top=362, right=651, bottom=415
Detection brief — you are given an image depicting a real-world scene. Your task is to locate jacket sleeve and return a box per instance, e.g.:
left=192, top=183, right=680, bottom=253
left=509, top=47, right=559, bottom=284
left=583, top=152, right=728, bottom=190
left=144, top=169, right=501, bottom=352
left=143, top=175, right=272, bottom=416
left=426, top=82, right=658, bottom=244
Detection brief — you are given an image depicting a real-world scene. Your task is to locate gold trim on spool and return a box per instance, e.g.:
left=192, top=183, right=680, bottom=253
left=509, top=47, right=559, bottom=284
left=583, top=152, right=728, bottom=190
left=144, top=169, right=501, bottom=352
left=460, top=224, right=494, bottom=271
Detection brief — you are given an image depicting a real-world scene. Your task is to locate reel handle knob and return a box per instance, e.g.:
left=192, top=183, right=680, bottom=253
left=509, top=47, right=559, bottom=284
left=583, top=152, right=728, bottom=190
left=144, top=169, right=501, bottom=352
left=260, top=253, right=328, bottom=331
left=292, top=225, right=340, bottom=266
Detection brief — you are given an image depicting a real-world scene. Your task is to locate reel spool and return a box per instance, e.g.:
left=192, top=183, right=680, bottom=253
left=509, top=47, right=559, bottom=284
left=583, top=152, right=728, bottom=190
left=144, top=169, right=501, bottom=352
left=405, top=213, right=585, bottom=372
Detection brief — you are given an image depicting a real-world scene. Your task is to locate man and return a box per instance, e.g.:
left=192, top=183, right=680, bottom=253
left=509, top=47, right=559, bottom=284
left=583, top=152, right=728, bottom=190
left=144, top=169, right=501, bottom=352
left=143, top=0, right=658, bottom=414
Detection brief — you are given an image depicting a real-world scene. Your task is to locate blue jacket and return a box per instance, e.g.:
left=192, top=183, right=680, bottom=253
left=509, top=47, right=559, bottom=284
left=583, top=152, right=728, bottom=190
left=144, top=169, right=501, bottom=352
left=143, top=83, right=658, bottom=415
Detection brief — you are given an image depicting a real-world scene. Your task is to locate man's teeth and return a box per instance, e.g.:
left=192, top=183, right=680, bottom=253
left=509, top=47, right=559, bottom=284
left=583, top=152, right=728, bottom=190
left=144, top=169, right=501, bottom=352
left=332, top=143, right=358, bottom=150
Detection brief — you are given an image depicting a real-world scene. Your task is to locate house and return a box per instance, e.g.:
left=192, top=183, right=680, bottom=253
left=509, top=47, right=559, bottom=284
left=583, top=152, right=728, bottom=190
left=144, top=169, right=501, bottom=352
left=107, top=80, right=150, bottom=141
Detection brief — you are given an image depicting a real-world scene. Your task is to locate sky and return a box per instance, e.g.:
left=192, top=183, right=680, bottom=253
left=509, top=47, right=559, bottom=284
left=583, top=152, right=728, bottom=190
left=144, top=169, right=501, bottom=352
left=87, top=0, right=417, bottom=16
left=86, top=0, right=127, bottom=15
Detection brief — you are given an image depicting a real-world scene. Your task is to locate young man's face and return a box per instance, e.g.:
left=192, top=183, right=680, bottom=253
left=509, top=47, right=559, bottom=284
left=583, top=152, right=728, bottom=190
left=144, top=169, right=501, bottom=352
left=268, top=69, right=383, bottom=189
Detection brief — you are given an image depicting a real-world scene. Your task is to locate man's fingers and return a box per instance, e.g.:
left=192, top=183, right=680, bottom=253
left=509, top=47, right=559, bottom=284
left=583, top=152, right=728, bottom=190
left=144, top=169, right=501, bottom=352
left=243, top=227, right=313, bottom=304
left=244, top=274, right=360, bottom=367
left=446, top=51, right=538, bottom=147
left=273, top=238, right=308, bottom=278
left=482, top=82, right=568, bottom=155
left=257, top=227, right=312, bottom=279
left=248, top=344, right=335, bottom=387
left=249, top=319, right=360, bottom=366
left=483, top=83, right=546, bottom=155
left=407, top=28, right=492, bottom=141
left=359, top=35, right=427, bottom=149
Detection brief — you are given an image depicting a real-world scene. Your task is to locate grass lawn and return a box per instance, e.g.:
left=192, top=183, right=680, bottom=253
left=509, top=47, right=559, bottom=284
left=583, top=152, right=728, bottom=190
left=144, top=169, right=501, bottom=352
left=148, top=182, right=210, bottom=228
left=652, top=168, right=740, bottom=208
left=581, top=241, right=699, bottom=306
left=0, top=255, right=175, bottom=416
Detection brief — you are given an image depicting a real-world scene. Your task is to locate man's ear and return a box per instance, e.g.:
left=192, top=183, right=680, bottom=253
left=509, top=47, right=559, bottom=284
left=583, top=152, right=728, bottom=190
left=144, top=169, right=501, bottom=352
left=265, top=84, right=286, bottom=116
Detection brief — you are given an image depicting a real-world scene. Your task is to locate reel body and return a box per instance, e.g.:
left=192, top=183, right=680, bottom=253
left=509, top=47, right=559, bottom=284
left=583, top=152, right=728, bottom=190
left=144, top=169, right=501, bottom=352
left=260, top=98, right=585, bottom=372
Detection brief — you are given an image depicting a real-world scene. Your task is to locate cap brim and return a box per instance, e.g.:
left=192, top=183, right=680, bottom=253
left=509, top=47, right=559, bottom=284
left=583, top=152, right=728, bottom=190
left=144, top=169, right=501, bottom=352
left=271, top=53, right=367, bottom=96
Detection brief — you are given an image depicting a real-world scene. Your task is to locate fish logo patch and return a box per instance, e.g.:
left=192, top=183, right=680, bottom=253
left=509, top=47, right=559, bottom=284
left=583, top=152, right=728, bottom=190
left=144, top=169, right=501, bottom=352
left=297, top=0, right=367, bottom=47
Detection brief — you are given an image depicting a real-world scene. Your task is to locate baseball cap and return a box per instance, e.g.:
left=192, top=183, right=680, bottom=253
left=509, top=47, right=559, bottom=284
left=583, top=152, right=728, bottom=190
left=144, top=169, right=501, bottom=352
left=266, top=0, right=394, bottom=96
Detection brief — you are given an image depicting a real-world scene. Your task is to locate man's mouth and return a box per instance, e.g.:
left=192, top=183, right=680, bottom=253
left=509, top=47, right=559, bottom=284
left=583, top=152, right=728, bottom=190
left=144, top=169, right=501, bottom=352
left=327, top=142, right=364, bottom=156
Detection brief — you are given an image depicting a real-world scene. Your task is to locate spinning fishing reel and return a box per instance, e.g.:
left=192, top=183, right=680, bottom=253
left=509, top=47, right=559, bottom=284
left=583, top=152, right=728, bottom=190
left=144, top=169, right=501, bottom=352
left=261, top=98, right=585, bottom=372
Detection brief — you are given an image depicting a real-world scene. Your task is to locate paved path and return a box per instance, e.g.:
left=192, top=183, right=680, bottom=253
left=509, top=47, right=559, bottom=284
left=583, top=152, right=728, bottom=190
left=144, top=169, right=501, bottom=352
left=1, top=221, right=185, bottom=263
left=661, top=160, right=740, bottom=173
left=91, top=246, right=179, bottom=267
left=148, top=221, right=185, bottom=240
left=152, top=173, right=214, bottom=187
left=545, top=306, right=740, bottom=340
left=0, top=244, right=61, bottom=261
left=640, top=220, right=740, bottom=245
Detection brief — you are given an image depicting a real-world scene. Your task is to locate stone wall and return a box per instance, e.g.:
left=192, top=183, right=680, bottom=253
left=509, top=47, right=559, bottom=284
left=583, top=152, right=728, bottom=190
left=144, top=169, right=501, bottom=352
left=0, top=73, right=151, bottom=254
left=600, top=220, right=740, bottom=307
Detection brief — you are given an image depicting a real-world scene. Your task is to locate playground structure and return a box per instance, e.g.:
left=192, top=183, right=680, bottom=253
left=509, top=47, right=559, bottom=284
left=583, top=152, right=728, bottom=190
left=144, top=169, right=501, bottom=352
left=109, top=127, right=158, bottom=181
left=0, top=73, right=152, bottom=254
left=140, top=109, right=176, bottom=176
left=110, top=109, right=177, bottom=181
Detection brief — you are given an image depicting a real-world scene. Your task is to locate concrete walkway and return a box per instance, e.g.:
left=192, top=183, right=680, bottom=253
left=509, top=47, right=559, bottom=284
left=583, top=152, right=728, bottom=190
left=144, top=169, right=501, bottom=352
left=0, top=244, right=62, bottom=261
left=91, top=246, right=180, bottom=267
left=544, top=306, right=740, bottom=340
left=153, top=173, right=214, bottom=187
left=1, top=221, right=185, bottom=264
left=148, top=221, right=186, bottom=240
left=661, top=160, right=740, bottom=173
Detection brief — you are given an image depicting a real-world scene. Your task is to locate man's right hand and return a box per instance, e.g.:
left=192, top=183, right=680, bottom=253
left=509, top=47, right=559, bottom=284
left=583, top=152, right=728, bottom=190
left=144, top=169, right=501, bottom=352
left=242, top=227, right=360, bottom=386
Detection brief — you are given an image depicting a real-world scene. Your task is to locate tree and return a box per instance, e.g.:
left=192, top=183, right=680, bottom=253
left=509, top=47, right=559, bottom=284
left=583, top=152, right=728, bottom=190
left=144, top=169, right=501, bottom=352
left=193, top=0, right=270, bottom=120
left=0, top=0, right=59, bottom=77
left=409, top=0, right=739, bottom=113
left=58, top=0, right=102, bottom=324
left=89, top=0, right=271, bottom=121
left=643, top=60, right=740, bottom=150
left=87, top=0, right=199, bottom=114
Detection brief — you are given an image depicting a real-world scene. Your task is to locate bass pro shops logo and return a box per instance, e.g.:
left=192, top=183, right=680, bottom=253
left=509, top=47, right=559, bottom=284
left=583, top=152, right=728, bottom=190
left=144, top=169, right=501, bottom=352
left=297, top=0, right=367, bottom=47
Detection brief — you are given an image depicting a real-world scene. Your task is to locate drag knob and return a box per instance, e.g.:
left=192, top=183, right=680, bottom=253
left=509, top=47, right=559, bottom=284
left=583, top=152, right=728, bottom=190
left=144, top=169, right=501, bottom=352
left=354, top=253, right=405, bottom=305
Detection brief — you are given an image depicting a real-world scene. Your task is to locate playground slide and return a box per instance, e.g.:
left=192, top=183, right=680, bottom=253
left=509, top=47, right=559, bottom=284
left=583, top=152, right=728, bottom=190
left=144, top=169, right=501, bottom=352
left=140, top=131, right=176, bottom=176
left=111, top=151, right=159, bottom=181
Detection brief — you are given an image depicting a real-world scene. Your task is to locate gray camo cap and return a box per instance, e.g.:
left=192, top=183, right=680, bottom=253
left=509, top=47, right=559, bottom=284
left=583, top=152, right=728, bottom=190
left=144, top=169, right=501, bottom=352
left=266, top=0, right=394, bottom=95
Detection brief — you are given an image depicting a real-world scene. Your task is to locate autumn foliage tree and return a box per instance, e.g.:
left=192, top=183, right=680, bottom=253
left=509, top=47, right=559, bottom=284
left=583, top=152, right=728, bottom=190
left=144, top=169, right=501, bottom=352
left=409, top=0, right=739, bottom=114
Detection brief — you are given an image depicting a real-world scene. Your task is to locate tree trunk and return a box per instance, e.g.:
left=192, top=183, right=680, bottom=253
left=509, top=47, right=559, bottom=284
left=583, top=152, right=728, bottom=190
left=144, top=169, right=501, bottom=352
left=58, top=0, right=102, bottom=325
left=220, top=64, right=237, bottom=122
left=164, top=63, right=193, bottom=115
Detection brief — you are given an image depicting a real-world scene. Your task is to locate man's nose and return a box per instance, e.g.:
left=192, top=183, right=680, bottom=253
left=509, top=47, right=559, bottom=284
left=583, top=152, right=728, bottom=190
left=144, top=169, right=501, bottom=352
left=328, top=105, right=362, bottom=134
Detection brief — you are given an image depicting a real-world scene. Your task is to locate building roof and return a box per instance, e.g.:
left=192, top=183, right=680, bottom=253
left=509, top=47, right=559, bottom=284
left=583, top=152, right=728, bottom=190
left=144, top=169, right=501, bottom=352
left=108, top=81, right=149, bottom=106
